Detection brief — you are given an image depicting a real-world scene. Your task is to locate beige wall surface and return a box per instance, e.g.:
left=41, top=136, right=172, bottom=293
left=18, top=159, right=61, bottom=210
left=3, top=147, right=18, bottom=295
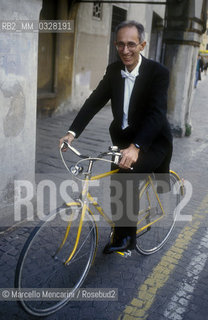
left=0, top=0, right=42, bottom=226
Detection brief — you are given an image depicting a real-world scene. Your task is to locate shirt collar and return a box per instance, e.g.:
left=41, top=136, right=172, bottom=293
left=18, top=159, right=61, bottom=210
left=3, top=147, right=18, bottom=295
left=124, top=54, right=142, bottom=77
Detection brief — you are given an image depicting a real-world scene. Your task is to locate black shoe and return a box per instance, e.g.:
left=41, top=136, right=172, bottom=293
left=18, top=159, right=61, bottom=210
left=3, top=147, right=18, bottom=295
left=103, top=236, right=135, bottom=254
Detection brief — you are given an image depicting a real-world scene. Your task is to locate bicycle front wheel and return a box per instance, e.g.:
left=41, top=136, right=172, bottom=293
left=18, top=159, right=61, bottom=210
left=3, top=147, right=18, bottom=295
left=136, top=172, right=182, bottom=255
left=15, top=203, right=97, bottom=317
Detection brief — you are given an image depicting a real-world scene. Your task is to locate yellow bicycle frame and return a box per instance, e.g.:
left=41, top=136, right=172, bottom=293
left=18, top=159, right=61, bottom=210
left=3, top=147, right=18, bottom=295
left=55, top=169, right=183, bottom=264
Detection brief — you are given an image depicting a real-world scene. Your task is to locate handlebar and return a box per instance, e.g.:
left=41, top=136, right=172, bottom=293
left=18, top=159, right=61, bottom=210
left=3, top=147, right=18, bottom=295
left=61, top=141, right=122, bottom=164
left=60, top=142, right=124, bottom=178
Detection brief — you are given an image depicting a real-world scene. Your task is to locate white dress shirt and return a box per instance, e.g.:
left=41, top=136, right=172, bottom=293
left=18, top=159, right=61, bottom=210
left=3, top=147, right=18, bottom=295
left=121, top=54, right=142, bottom=129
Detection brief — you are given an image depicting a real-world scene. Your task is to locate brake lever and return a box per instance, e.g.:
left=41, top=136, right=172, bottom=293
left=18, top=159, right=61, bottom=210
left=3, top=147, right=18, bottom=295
left=61, top=142, right=89, bottom=159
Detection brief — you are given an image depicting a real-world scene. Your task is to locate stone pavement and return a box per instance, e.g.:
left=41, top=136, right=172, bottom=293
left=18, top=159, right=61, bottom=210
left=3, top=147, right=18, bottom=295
left=1, top=73, right=208, bottom=320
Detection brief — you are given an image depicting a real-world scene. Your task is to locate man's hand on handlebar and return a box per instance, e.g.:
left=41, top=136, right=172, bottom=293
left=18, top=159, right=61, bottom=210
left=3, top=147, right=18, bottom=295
left=119, top=143, right=140, bottom=170
left=59, top=133, right=75, bottom=152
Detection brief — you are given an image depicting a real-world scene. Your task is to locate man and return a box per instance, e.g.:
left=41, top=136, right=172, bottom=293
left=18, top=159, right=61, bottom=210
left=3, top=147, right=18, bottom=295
left=59, top=20, right=172, bottom=254
left=194, top=54, right=203, bottom=88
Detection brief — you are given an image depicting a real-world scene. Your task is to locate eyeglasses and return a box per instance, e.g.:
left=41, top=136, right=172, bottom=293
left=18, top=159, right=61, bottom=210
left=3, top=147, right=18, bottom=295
left=115, top=41, right=140, bottom=51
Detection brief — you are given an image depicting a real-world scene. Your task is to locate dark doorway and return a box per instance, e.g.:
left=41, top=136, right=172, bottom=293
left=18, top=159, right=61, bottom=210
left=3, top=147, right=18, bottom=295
left=108, top=6, right=127, bottom=65
left=37, top=0, right=57, bottom=97
left=149, top=12, right=164, bottom=62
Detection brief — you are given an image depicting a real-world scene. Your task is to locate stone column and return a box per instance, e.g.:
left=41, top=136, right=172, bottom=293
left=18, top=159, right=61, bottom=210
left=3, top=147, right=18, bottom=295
left=0, top=0, right=42, bottom=229
left=163, top=0, right=207, bottom=136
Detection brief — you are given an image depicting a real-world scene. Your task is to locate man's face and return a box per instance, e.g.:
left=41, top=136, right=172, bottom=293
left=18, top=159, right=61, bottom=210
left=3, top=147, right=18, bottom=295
left=115, top=26, right=146, bottom=72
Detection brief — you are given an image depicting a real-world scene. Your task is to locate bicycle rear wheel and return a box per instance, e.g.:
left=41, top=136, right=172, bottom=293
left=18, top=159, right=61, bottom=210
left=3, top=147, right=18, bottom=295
left=136, top=172, right=182, bottom=255
left=15, top=203, right=97, bottom=316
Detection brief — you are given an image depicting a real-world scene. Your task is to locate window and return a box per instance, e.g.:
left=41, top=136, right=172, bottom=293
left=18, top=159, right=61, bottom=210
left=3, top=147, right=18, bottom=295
left=92, top=2, right=102, bottom=20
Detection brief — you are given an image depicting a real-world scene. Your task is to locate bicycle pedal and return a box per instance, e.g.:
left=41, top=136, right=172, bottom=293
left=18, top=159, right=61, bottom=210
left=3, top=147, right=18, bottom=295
left=116, top=250, right=131, bottom=258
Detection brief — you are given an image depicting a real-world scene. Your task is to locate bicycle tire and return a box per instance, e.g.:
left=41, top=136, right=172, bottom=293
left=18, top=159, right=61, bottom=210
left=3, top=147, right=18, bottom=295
left=136, top=171, right=182, bottom=255
left=14, top=203, right=97, bottom=317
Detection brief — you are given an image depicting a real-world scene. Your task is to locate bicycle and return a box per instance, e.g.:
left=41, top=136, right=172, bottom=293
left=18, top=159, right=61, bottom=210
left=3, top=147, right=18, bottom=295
left=15, top=143, right=184, bottom=316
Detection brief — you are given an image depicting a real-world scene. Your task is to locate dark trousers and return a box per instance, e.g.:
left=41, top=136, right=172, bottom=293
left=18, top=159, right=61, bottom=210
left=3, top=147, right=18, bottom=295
left=110, top=137, right=172, bottom=240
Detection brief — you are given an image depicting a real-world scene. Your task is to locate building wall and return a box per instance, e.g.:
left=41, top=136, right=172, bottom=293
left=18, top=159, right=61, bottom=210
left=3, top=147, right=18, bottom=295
left=200, top=18, right=208, bottom=60
left=71, top=3, right=111, bottom=108
left=0, top=0, right=42, bottom=227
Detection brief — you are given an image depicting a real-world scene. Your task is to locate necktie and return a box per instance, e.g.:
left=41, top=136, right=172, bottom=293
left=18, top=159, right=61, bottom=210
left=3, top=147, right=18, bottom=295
left=121, top=69, right=136, bottom=81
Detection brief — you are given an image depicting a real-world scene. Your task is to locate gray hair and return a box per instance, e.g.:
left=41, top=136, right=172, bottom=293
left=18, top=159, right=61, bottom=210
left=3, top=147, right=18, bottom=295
left=115, top=20, right=145, bottom=43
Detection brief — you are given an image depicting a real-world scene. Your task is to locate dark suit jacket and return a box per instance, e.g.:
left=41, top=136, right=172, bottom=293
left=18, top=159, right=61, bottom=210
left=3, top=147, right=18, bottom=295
left=69, top=55, right=172, bottom=153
